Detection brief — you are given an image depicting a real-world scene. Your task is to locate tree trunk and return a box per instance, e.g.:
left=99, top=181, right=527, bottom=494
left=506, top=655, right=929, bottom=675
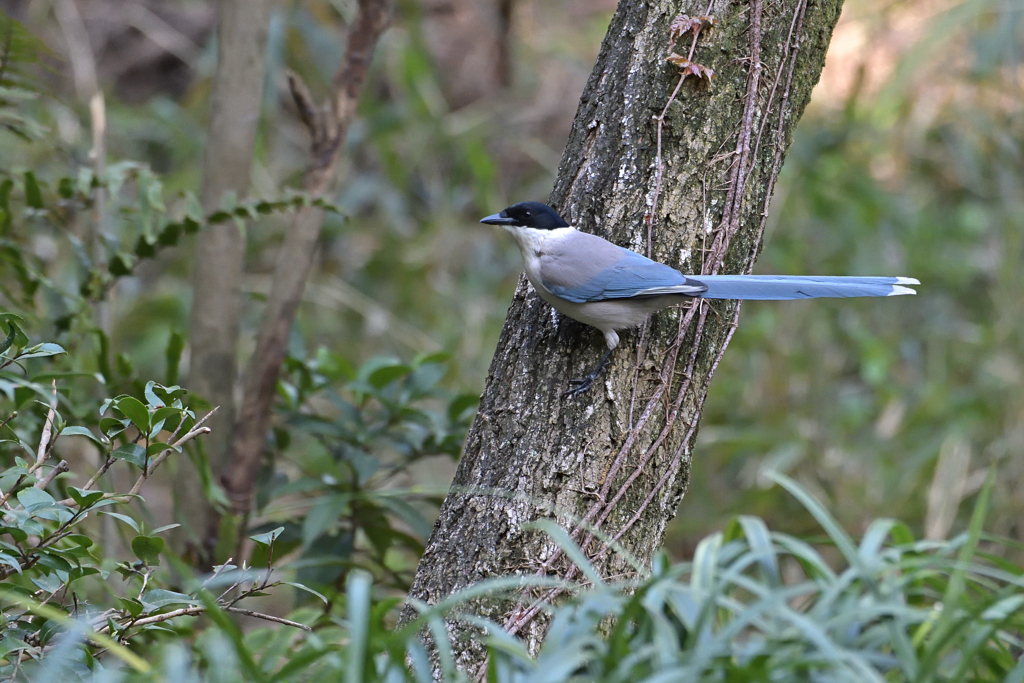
left=179, top=0, right=272, bottom=563
left=404, top=0, right=843, bottom=668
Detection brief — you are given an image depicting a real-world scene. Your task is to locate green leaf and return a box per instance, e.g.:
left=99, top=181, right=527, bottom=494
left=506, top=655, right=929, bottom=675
left=119, top=597, right=144, bottom=617
left=144, top=381, right=162, bottom=408
left=0, top=552, right=21, bottom=574
left=64, top=534, right=94, bottom=548
left=131, top=535, right=165, bottom=565
left=109, top=252, right=135, bottom=277
left=146, top=441, right=176, bottom=456
left=60, top=426, right=105, bottom=446
left=281, top=581, right=328, bottom=605
left=165, top=331, right=184, bottom=385
left=99, top=416, right=129, bottom=436
left=414, top=351, right=450, bottom=367
left=98, top=511, right=140, bottom=533
left=448, top=393, right=480, bottom=422
left=57, top=176, right=74, bottom=199
left=151, top=406, right=184, bottom=433
left=367, top=363, right=411, bottom=388
left=0, top=320, right=18, bottom=356
left=17, top=487, right=54, bottom=511
left=16, top=343, right=65, bottom=360
left=114, top=396, right=150, bottom=432
left=67, top=486, right=104, bottom=509
left=345, top=570, right=373, bottom=683
left=140, top=589, right=195, bottom=611
left=37, top=552, right=72, bottom=572
left=111, top=443, right=146, bottom=468
left=23, top=171, right=43, bottom=209
left=0, top=178, right=13, bottom=232
left=250, top=526, right=285, bottom=547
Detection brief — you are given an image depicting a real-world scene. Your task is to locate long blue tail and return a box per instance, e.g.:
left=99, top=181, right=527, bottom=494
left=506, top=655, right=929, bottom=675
left=687, top=275, right=919, bottom=300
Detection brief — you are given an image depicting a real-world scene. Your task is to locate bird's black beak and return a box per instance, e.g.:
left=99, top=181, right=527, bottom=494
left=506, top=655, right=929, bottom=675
left=479, top=211, right=516, bottom=226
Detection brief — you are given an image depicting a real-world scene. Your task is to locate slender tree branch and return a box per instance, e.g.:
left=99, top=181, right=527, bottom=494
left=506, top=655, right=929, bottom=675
left=184, top=0, right=273, bottom=563
left=33, top=461, right=68, bottom=490
left=32, top=382, right=57, bottom=472
left=0, top=384, right=57, bottom=508
left=93, top=604, right=311, bottom=634
left=221, top=0, right=392, bottom=517
left=56, top=409, right=217, bottom=507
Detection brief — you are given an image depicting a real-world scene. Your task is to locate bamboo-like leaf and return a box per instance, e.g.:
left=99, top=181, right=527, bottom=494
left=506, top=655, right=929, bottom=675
left=345, top=570, right=372, bottom=683
left=529, top=518, right=604, bottom=586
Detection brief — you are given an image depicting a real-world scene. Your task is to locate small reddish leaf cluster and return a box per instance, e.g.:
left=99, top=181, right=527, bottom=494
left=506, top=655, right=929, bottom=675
left=668, top=13, right=717, bottom=46
left=666, top=55, right=715, bottom=82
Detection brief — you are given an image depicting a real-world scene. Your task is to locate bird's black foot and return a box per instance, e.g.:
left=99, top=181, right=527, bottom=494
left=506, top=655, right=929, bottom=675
left=562, top=348, right=614, bottom=399
left=564, top=374, right=599, bottom=398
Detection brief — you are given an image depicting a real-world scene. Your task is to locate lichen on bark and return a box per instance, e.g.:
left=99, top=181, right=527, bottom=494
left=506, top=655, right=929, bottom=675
left=403, top=0, right=844, bottom=669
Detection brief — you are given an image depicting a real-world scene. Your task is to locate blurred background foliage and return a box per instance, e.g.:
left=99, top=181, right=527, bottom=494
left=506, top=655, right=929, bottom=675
left=679, top=0, right=1024, bottom=553
left=0, top=0, right=1023, bottom=669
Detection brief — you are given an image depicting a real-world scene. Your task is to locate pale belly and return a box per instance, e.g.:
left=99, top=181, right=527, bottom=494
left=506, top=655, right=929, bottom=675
left=526, top=272, right=687, bottom=336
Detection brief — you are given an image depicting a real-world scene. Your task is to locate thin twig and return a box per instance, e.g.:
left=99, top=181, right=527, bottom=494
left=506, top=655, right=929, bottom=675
left=125, top=411, right=217, bottom=497
left=33, top=461, right=69, bottom=490
left=94, top=605, right=310, bottom=633
left=0, top=385, right=58, bottom=508
left=56, top=409, right=217, bottom=507
left=79, top=457, right=115, bottom=493
left=31, top=382, right=58, bottom=472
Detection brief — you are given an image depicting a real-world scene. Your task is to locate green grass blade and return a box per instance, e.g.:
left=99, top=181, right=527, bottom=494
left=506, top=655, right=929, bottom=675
left=345, top=570, right=373, bottom=683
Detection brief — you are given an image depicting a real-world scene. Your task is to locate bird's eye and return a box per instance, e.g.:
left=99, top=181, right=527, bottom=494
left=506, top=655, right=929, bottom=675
left=524, top=211, right=532, bottom=219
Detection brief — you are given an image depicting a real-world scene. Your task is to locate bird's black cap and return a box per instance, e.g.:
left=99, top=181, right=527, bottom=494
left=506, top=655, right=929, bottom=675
left=479, top=202, right=569, bottom=230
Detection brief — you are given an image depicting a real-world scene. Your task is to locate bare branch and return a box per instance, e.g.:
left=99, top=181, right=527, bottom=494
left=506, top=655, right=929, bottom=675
left=34, top=461, right=69, bottom=490
left=287, top=70, right=319, bottom=136
left=56, top=409, right=217, bottom=507
left=221, top=0, right=392, bottom=517
left=31, top=381, right=58, bottom=472
left=0, top=384, right=58, bottom=508
left=222, top=606, right=311, bottom=630
left=94, top=604, right=311, bottom=633
left=79, top=457, right=115, bottom=494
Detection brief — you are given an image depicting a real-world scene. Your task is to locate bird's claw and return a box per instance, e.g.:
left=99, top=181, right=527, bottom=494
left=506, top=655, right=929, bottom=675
left=563, top=348, right=614, bottom=399
left=563, top=374, right=598, bottom=398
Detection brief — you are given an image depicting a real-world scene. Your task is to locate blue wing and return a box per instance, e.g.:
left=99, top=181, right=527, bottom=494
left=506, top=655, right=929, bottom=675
left=543, top=247, right=706, bottom=303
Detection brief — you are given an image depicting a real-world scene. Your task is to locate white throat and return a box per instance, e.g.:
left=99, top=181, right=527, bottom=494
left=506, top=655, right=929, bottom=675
left=505, top=225, right=576, bottom=258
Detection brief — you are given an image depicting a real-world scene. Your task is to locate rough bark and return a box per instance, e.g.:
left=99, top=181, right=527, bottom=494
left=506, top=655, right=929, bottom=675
left=404, top=0, right=844, bottom=668
left=181, top=0, right=272, bottom=561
